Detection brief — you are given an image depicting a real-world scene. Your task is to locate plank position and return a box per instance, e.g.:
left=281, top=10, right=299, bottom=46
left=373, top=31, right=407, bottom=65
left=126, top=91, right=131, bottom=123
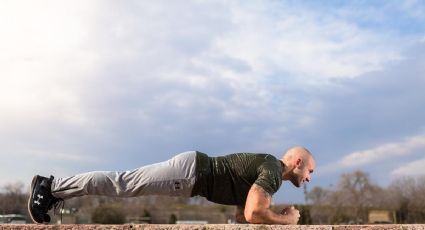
left=28, top=146, right=315, bottom=224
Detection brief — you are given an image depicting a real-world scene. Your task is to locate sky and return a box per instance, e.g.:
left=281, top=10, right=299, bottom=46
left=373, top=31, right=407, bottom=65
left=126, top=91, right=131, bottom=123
left=0, top=0, right=425, bottom=204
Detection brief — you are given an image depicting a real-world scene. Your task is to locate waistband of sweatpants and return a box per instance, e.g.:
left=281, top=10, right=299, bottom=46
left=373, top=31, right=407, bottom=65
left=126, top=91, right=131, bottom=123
left=190, top=151, right=210, bottom=197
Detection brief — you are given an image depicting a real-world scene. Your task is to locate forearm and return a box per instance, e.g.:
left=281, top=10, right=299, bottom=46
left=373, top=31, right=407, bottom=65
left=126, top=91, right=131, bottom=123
left=244, top=184, right=297, bottom=225
left=248, top=208, right=292, bottom=225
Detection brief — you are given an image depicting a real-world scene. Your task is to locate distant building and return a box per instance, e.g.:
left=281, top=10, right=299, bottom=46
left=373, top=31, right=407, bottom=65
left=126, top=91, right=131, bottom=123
left=368, top=210, right=393, bottom=224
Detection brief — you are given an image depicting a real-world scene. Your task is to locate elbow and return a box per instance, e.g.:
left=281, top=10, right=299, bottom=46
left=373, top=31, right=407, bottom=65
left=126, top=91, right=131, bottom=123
left=244, top=209, right=265, bottom=224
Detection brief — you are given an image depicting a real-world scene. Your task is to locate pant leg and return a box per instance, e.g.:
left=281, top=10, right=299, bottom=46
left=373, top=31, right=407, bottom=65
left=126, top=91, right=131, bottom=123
left=51, top=151, right=197, bottom=200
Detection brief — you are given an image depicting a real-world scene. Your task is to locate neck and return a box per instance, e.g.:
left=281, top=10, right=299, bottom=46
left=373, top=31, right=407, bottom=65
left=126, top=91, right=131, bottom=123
left=280, top=160, right=293, bottom=180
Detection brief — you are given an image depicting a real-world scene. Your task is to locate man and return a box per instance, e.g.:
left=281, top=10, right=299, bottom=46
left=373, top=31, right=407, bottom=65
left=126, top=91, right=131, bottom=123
left=28, top=146, right=315, bottom=224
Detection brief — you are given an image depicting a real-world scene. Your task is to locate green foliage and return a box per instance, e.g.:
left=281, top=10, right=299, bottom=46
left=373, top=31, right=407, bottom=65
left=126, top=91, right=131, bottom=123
left=297, top=205, right=312, bottom=225
left=143, top=209, right=151, bottom=217
left=169, top=214, right=177, bottom=224
left=91, top=203, right=126, bottom=224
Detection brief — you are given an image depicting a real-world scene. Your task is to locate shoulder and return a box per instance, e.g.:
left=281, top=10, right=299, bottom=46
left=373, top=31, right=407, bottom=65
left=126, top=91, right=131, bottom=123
left=258, top=154, right=281, bottom=170
left=254, top=154, right=283, bottom=195
left=233, top=153, right=278, bottom=161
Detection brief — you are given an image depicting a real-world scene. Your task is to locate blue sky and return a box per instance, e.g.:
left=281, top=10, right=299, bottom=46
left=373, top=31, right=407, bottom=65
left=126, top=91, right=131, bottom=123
left=0, top=0, right=424, bottom=203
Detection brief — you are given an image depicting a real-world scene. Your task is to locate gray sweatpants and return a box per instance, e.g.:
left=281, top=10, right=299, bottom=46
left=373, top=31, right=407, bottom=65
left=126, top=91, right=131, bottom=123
left=51, top=151, right=197, bottom=200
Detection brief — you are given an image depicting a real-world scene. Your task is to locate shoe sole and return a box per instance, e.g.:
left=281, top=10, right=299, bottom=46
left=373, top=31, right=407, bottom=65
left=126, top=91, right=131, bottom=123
left=27, top=175, right=47, bottom=224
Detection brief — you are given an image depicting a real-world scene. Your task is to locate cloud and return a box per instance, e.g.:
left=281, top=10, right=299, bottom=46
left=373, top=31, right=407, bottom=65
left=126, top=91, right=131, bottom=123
left=0, top=0, right=415, bottom=129
left=392, top=157, right=425, bottom=176
left=0, top=1, right=424, bottom=203
left=400, top=0, right=425, bottom=18
left=339, top=135, right=425, bottom=167
left=210, top=1, right=405, bottom=79
left=316, top=134, right=425, bottom=176
left=22, top=149, right=96, bottom=162
left=309, top=41, right=425, bottom=180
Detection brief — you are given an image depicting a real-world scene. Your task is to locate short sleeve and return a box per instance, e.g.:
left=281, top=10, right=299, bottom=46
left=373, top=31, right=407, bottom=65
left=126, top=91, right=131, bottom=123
left=254, top=162, right=282, bottom=195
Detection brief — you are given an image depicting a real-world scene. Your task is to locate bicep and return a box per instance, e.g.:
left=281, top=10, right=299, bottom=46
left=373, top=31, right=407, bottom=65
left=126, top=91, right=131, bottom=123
left=244, top=184, right=272, bottom=217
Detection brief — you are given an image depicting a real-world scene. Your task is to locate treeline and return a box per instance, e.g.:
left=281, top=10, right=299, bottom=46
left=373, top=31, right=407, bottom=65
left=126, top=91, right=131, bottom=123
left=0, top=183, right=234, bottom=224
left=305, top=171, right=425, bottom=224
left=1, top=172, right=424, bottom=224
left=0, top=182, right=27, bottom=215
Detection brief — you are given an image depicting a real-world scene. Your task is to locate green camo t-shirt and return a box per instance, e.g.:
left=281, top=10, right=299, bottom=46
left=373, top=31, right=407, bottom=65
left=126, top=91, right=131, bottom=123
left=191, top=151, right=283, bottom=206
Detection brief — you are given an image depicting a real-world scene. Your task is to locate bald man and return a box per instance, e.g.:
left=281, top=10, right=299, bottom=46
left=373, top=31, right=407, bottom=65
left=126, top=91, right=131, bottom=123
left=28, top=147, right=315, bottom=224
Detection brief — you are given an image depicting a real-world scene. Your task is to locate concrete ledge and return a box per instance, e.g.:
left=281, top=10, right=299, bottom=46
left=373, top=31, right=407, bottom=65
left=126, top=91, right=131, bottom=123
left=0, top=225, right=424, bottom=230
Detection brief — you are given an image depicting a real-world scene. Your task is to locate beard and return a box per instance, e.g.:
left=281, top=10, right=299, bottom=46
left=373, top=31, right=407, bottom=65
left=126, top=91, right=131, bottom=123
left=289, top=175, right=302, bottom=187
left=289, top=169, right=304, bottom=187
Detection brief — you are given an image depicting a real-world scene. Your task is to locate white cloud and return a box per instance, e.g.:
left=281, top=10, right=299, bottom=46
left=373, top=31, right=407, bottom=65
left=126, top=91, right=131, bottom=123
left=400, top=0, right=425, bottom=18
left=0, top=0, right=98, bottom=127
left=0, top=0, right=424, bottom=199
left=212, top=1, right=404, bottom=80
left=339, top=135, right=425, bottom=167
left=0, top=0, right=410, bottom=129
left=392, top=157, right=425, bottom=176
left=22, top=149, right=96, bottom=162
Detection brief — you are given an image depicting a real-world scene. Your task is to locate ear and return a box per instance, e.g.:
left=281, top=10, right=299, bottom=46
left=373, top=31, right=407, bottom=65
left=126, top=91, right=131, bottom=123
left=295, top=158, right=302, bottom=168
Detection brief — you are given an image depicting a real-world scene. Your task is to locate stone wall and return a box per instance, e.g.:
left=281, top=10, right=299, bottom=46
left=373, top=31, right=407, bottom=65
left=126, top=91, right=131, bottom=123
left=0, top=225, right=425, bottom=230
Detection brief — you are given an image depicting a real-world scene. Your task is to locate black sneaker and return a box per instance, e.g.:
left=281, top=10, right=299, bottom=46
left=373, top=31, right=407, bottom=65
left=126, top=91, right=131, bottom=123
left=28, top=175, right=61, bottom=224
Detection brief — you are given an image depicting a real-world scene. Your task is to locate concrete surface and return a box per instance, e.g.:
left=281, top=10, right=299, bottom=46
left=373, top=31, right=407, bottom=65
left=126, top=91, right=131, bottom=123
left=0, top=225, right=424, bottom=230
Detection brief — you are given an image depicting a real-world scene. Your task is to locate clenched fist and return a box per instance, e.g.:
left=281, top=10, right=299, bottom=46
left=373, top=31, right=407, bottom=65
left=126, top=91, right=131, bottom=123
left=280, top=206, right=300, bottom=225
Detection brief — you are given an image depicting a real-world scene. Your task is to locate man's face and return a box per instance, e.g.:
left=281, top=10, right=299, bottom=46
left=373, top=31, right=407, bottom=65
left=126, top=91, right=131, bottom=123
left=289, top=158, right=315, bottom=188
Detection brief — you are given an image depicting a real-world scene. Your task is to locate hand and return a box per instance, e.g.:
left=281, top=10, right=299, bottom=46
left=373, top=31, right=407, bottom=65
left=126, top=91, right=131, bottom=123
left=280, top=206, right=300, bottom=225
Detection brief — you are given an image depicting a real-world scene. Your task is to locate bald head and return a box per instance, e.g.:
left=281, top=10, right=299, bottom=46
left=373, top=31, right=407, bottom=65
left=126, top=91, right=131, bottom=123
left=281, top=146, right=316, bottom=187
left=282, top=146, right=313, bottom=164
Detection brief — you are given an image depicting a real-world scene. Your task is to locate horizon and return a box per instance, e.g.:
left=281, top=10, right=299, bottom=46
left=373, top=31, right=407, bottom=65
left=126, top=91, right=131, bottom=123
left=1, top=0, right=425, bottom=204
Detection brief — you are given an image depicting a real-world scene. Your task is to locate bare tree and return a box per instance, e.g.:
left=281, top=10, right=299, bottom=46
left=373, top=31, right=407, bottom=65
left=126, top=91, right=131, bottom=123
left=307, top=186, right=331, bottom=224
left=307, top=186, right=329, bottom=205
left=335, top=170, right=380, bottom=223
left=388, top=175, right=425, bottom=223
left=307, top=171, right=384, bottom=224
left=0, top=182, right=27, bottom=214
